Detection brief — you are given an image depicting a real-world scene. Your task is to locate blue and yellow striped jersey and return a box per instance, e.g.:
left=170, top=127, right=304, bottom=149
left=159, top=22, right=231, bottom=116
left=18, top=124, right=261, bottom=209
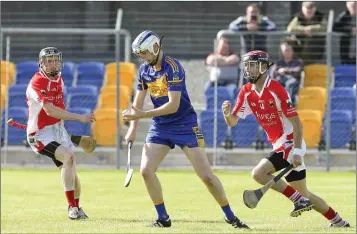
left=137, top=53, right=197, bottom=126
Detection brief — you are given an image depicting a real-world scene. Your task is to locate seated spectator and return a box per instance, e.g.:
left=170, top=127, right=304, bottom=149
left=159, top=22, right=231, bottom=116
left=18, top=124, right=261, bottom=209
left=205, top=38, right=240, bottom=97
left=287, top=1, right=327, bottom=64
left=333, top=1, right=356, bottom=64
left=228, top=3, right=276, bottom=52
left=271, top=41, right=303, bottom=105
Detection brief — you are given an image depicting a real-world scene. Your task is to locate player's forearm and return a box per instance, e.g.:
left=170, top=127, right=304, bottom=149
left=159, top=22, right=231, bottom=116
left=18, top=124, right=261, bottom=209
left=224, top=114, right=239, bottom=127
left=287, top=17, right=305, bottom=33
left=310, top=19, right=327, bottom=32
left=207, top=55, right=230, bottom=66
left=225, top=54, right=240, bottom=65
left=130, top=100, right=144, bottom=130
left=129, top=90, right=147, bottom=130
left=43, top=104, right=81, bottom=121
left=143, top=102, right=178, bottom=118
left=291, top=118, right=303, bottom=149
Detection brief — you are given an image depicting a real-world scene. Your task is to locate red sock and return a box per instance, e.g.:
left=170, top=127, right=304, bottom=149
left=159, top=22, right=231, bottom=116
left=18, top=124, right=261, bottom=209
left=324, top=207, right=342, bottom=223
left=282, top=185, right=302, bottom=202
left=65, top=190, right=77, bottom=207
left=75, top=198, right=80, bottom=207
left=324, top=207, right=336, bottom=220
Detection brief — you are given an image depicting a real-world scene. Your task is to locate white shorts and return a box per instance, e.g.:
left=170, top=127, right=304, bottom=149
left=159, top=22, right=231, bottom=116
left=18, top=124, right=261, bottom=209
left=27, top=122, right=74, bottom=154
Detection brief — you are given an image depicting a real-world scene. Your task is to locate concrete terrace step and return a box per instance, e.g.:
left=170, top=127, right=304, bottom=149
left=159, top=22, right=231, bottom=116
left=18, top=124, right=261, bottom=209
left=1, top=145, right=355, bottom=169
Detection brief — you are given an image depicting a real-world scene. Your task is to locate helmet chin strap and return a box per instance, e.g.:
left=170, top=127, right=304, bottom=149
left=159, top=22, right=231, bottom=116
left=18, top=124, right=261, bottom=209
left=149, top=36, right=164, bottom=66
left=48, top=70, right=59, bottom=76
left=148, top=56, right=159, bottom=66
left=40, top=66, right=59, bottom=78
left=248, top=62, right=273, bottom=84
left=249, top=73, right=263, bottom=84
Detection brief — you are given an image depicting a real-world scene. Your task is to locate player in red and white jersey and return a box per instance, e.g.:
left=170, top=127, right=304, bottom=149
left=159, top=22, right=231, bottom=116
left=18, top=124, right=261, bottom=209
left=26, top=47, right=95, bottom=220
left=222, top=50, right=350, bottom=227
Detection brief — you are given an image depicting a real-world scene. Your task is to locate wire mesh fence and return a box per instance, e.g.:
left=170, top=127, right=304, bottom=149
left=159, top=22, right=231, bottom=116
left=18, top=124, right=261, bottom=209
left=0, top=8, right=355, bottom=170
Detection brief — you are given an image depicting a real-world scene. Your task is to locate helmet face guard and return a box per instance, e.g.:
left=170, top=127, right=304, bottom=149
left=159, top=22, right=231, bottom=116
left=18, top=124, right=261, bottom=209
left=242, top=50, right=273, bottom=84
left=132, top=30, right=163, bottom=66
left=39, top=47, right=63, bottom=77
left=243, top=60, right=268, bottom=84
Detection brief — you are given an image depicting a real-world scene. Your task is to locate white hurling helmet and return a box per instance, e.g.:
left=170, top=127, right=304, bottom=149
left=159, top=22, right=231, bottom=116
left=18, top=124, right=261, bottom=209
left=131, top=30, right=163, bottom=66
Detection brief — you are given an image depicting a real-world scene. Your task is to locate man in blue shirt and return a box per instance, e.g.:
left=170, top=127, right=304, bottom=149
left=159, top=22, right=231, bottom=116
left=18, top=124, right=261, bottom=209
left=228, top=3, right=276, bottom=52
left=122, top=30, right=249, bottom=229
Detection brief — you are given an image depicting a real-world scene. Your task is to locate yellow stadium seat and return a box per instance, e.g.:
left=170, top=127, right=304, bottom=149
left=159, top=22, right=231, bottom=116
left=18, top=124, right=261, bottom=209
left=298, top=86, right=326, bottom=98
left=94, top=108, right=117, bottom=117
left=297, top=96, right=326, bottom=113
left=104, top=62, right=136, bottom=90
left=92, top=108, right=124, bottom=146
left=299, top=110, right=323, bottom=148
left=1, top=85, right=8, bottom=100
left=100, top=85, right=130, bottom=97
left=1, top=60, right=16, bottom=85
left=100, top=85, right=131, bottom=109
left=1, top=93, right=5, bottom=112
left=106, top=62, right=136, bottom=77
left=94, top=107, right=124, bottom=126
left=303, top=64, right=333, bottom=88
left=297, top=87, right=327, bottom=114
left=105, top=72, right=135, bottom=90
left=97, top=93, right=130, bottom=110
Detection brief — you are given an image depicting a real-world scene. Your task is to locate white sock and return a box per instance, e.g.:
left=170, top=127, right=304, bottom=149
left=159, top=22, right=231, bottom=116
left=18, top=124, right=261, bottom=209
left=290, top=191, right=303, bottom=203
left=330, top=213, right=345, bottom=226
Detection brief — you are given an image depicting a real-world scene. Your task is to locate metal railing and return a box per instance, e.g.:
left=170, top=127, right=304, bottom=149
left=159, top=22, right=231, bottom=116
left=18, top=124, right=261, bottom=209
left=1, top=27, right=131, bottom=63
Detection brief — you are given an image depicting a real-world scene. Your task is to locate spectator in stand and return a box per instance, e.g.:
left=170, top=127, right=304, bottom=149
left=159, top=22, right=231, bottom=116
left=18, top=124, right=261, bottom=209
left=333, top=1, right=356, bottom=64
left=270, top=40, right=303, bottom=105
left=228, top=3, right=276, bottom=52
left=205, top=37, right=240, bottom=97
left=287, top=1, right=327, bottom=64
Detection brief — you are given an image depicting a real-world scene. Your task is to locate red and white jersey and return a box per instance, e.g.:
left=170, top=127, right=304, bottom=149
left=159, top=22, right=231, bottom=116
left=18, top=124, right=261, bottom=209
left=232, top=77, right=299, bottom=150
left=26, top=72, right=66, bottom=135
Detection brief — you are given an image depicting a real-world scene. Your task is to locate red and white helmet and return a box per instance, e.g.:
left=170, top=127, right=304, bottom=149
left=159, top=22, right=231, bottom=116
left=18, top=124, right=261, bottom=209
left=242, top=50, right=274, bottom=84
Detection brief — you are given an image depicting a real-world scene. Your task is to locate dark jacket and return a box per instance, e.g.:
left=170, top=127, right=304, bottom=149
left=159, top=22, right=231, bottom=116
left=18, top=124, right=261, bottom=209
left=271, top=58, right=304, bottom=82
left=333, top=10, right=356, bottom=64
left=287, top=11, right=327, bottom=64
left=228, top=15, right=276, bottom=52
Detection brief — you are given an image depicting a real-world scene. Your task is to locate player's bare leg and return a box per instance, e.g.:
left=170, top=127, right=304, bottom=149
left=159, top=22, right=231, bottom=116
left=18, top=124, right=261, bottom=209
left=55, top=146, right=80, bottom=220
left=69, top=136, right=91, bottom=219
left=252, top=159, right=292, bottom=192
left=183, top=147, right=249, bottom=229
left=183, top=147, right=228, bottom=202
left=74, top=173, right=81, bottom=204
left=140, top=143, right=171, bottom=227
left=289, top=179, right=350, bottom=227
left=73, top=166, right=88, bottom=219
left=71, top=135, right=96, bottom=153
left=252, top=158, right=313, bottom=217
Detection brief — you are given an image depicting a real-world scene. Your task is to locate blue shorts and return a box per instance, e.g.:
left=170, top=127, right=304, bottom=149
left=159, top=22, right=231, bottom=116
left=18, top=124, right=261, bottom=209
left=145, top=124, right=205, bottom=149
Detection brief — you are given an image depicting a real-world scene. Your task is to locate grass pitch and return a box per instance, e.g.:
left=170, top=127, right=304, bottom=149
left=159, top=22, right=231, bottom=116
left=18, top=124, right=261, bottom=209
left=1, top=168, right=355, bottom=233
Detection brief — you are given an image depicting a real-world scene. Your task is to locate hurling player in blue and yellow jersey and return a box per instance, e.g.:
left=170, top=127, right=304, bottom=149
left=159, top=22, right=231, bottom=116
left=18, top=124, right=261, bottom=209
left=122, top=30, right=249, bottom=229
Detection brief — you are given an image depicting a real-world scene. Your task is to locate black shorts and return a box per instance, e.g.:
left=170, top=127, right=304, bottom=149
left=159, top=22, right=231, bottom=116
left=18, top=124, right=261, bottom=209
left=38, top=141, right=63, bottom=168
left=265, top=150, right=306, bottom=182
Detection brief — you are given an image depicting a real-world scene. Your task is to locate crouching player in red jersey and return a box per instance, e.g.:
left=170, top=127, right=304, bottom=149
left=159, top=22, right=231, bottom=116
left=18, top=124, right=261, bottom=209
left=222, top=50, right=350, bottom=228
left=122, top=30, right=249, bottom=229
left=26, top=47, right=95, bottom=220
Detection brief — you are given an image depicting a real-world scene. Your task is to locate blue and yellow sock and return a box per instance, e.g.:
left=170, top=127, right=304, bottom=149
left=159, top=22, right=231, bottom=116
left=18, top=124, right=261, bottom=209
left=220, top=200, right=235, bottom=221
left=154, top=199, right=169, bottom=220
